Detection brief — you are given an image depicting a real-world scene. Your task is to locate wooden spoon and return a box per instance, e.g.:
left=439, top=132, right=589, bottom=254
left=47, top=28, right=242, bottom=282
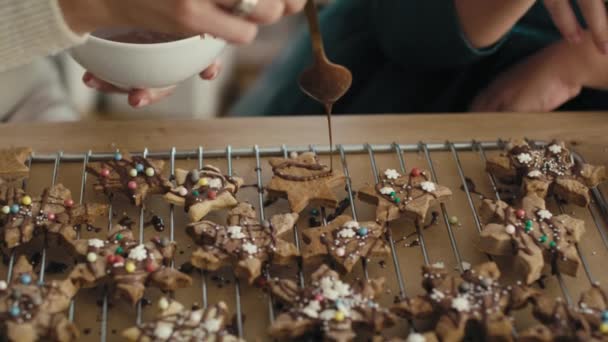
left=299, top=0, right=352, bottom=112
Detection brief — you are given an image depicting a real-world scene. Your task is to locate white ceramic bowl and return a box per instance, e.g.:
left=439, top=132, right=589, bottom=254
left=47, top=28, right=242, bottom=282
left=70, top=29, right=226, bottom=89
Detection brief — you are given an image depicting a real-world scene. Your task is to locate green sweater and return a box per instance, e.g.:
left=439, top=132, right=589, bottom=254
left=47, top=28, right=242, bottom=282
left=231, top=1, right=602, bottom=116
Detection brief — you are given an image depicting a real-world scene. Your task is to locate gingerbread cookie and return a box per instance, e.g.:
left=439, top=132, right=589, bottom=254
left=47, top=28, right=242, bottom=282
left=392, top=262, right=538, bottom=342
left=478, top=193, right=585, bottom=284
left=268, top=264, right=396, bottom=341
left=123, top=298, right=242, bottom=342
left=86, top=150, right=168, bottom=206
left=0, top=256, right=80, bottom=342
left=486, top=139, right=607, bottom=206
left=520, top=284, right=608, bottom=341
left=0, top=147, right=31, bottom=184
left=163, top=165, right=243, bottom=222
left=0, top=183, right=107, bottom=249
left=358, top=168, right=452, bottom=223
left=68, top=225, right=192, bottom=305
left=301, top=215, right=389, bottom=273
left=187, top=202, right=298, bottom=284
left=266, top=152, right=346, bottom=213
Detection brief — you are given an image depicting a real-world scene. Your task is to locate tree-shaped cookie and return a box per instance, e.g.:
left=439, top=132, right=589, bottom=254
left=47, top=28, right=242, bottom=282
left=86, top=150, right=169, bottom=206
left=358, top=168, right=452, bottom=223
left=478, top=193, right=585, bottom=284
left=392, top=262, right=538, bottom=342
left=0, top=183, right=108, bottom=249
left=486, top=139, right=607, bottom=206
left=123, top=298, right=243, bottom=342
left=520, top=284, right=608, bottom=341
left=68, top=225, right=192, bottom=305
left=0, top=256, right=80, bottom=342
left=266, top=152, right=346, bottom=213
left=268, top=264, right=396, bottom=341
left=163, top=165, right=244, bottom=222
left=0, top=147, right=31, bottom=184
left=301, top=215, right=389, bottom=273
left=187, top=202, right=298, bottom=284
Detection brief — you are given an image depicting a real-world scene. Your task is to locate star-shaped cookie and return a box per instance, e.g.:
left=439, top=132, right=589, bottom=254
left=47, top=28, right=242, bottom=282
left=392, top=262, right=538, bottom=342
left=86, top=149, right=169, bottom=206
left=68, top=225, right=192, bottom=305
left=358, top=168, right=452, bottom=223
left=486, top=139, right=607, bottom=206
left=478, top=193, right=585, bottom=284
left=123, top=298, right=243, bottom=342
left=266, top=152, right=346, bottom=213
left=520, top=284, right=608, bottom=341
left=0, top=147, right=31, bottom=184
left=301, top=215, right=389, bottom=273
left=163, top=165, right=244, bottom=222
left=268, top=264, right=396, bottom=341
left=0, top=256, right=80, bottom=342
left=187, top=202, right=299, bottom=284
left=0, top=183, right=108, bottom=249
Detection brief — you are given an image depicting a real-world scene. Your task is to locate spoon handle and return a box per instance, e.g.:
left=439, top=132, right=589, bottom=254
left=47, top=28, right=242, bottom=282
left=303, top=0, right=326, bottom=58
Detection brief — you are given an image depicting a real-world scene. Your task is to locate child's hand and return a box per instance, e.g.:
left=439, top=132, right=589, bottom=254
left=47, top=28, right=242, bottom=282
left=471, top=43, right=582, bottom=112
left=82, top=61, right=222, bottom=108
left=543, top=0, right=608, bottom=53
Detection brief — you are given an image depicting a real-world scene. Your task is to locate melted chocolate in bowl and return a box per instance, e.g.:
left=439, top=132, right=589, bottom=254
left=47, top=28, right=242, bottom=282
left=107, top=31, right=190, bottom=44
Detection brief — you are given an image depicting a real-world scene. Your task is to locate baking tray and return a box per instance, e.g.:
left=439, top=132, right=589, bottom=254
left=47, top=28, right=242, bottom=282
left=2, top=140, right=608, bottom=341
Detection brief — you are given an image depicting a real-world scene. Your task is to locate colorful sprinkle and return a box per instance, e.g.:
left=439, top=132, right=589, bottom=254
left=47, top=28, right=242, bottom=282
left=207, top=190, right=217, bottom=200
left=21, top=196, right=32, bottom=206
left=116, top=233, right=123, bottom=241
left=601, top=323, right=608, bottom=334
left=389, top=191, right=396, bottom=197
left=10, top=204, right=19, bottom=214
left=114, top=152, right=123, bottom=161
left=357, top=227, right=369, bottom=236
left=190, top=171, right=200, bottom=183
left=20, top=274, right=32, bottom=285
left=525, top=220, right=533, bottom=229
left=192, top=190, right=200, bottom=197
left=314, top=294, right=324, bottom=301
left=310, top=209, right=319, bottom=216
left=100, top=168, right=110, bottom=177
left=334, top=310, right=345, bottom=321
left=410, top=168, right=421, bottom=177
left=135, top=163, right=144, bottom=172
left=198, top=178, right=208, bottom=187
left=145, top=167, right=155, bottom=177
left=602, top=310, right=608, bottom=322
left=115, top=246, right=124, bottom=255
left=47, top=212, right=56, bottom=221
left=9, top=306, right=20, bottom=317
left=549, top=241, right=557, bottom=248
left=448, top=216, right=459, bottom=225
left=64, top=199, right=74, bottom=208
left=539, top=235, right=548, bottom=243
left=125, top=261, right=136, bottom=273
left=127, top=181, right=137, bottom=190
left=1, top=206, right=10, bottom=214
left=87, top=252, right=97, bottom=262
left=128, top=169, right=138, bottom=177
left=516, top=209, right=526, bottom=219
left=145, top=261, right=157, bottom=273
left=106, top=255, right=117, bottom=264
left=394, top=197, right=401, bottom=204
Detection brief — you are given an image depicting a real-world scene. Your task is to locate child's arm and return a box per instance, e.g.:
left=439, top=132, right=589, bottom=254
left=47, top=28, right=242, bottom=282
left=454, top=0, right=536, bottom=48
left=471, top=31, right=608, bottom=112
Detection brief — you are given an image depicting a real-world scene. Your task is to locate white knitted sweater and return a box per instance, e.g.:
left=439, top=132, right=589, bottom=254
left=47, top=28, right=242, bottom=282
left=0, top=0, right=87, bottom=122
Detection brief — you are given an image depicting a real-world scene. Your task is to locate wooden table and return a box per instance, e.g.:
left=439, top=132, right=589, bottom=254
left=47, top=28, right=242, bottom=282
left=1, top=112, right=607, bottom=341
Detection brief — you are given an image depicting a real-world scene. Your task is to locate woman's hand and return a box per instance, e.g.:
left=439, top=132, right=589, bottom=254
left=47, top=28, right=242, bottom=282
left=470, top=42, right=583, bottom=112
left=543, top=0, right=608, bottom=53
left=83, top=61, right=222, bottom=108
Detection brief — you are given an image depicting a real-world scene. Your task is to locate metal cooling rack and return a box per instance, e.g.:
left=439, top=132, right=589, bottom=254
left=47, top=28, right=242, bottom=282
left=3, top=140, right=608, bottom=341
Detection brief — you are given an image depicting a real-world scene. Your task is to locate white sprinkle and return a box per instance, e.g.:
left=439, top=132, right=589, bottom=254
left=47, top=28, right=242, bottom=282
left=337, top=228, right=356, bottom=239
left=452, top=295, right=471, bottom=312
left=128, top=244, right=148, bottom=261
left=505, top=224, right=516, bottom=235
left=208, top=178, right=222, bottom=189
left=176, top=186, right=188, bottom=197
left=527, top=170, right=542, bottom=178
left=158, top=297, right=170, bottom=311
left=335, top=247, right=345, bottom=257
left=242, top=242, right=258, bottom=255
left=289, top=151, right=298, bottom=159
left=407, top=333, right=426, bottom=342
left=430, top=289, right=445, bottom=301
left=319, top=309, right=337, bottom=321
left=0, top=281, right=6, bottom=291
left=431, top=262, right=445, bottom=269
left=88, top=239, right=105, bottom=248
left=548, top=144, right=562, bottom=154
left=461, top=261, right=471, bottom=271
left=343, top=221, right=359, bottom=229
left=227, top=225, right=245, bottom=239
left=380, top=187, right=395, bottom=195
left=301, top=300, right=321, bottom=318
left=202, top=318, right=221, bottom=333
left=153, top=322, right=174, bottom=339
left=516, top=153, right=533, bottom=164
left=420, top=181, right=436, bottom=193
left=537, top=209, right=553, bottom=220
left=384, top=169, right=400, bottom=180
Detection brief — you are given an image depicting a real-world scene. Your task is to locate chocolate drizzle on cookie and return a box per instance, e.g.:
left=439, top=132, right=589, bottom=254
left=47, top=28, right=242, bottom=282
left=272, top=155, right=333, bottom=182
left=178, top=166, right=241, bottom=211
left=375, top=168, right=439, bottom=211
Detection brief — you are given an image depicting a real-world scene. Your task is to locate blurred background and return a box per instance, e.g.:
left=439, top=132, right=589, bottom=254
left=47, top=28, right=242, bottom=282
left=56, top=5, right=325, bottom=121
